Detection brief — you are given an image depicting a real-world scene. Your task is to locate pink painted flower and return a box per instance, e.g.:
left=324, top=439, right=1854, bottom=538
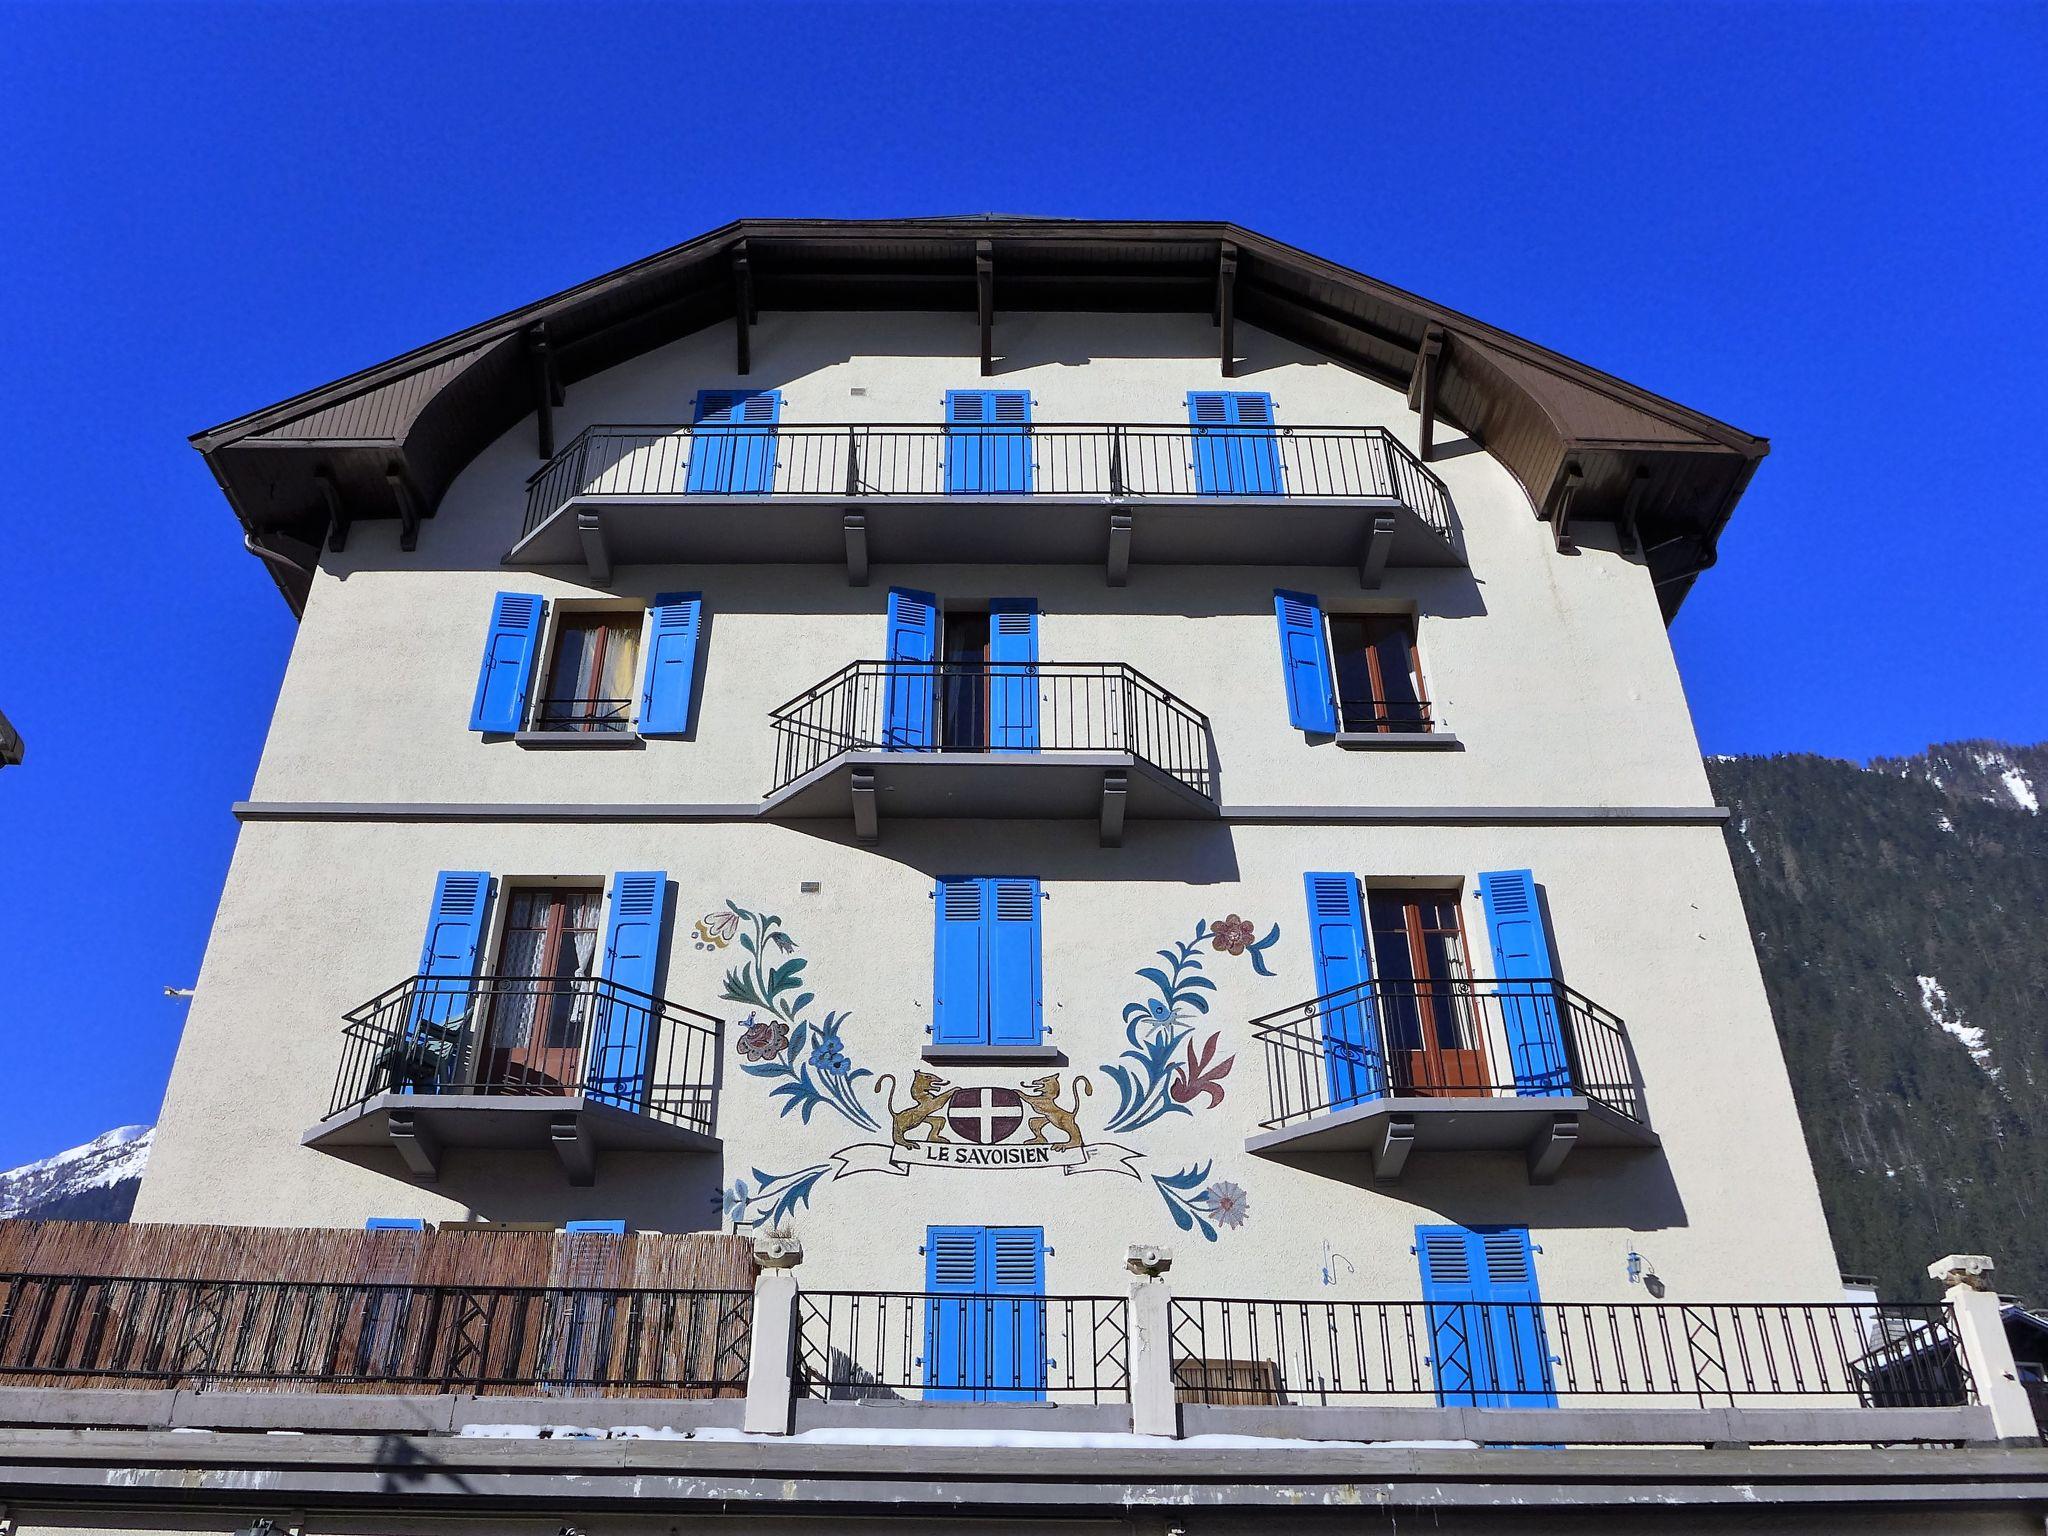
left=1203, top=1181, right=1250, bottom=1229
left=736, top=1015, right=789, bottom=1063
left=1210, top=915, right=1256, bottom=956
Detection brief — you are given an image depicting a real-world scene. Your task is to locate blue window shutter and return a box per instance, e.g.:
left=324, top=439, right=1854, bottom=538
left=933, top=878, right=988, bottom=1044
left=1303, top=872, right=1383, bottom=1105
left=987, top=599, right=1040, bottom=750
left=409, top=872, right=491, bottom=1063
left=984, top=1226, right=1047, bottom=1401
left=986, top=879, right=1043, bottom=1047
left=1475, top=1228, right=1556, bottom=1408
left=924, top=1225, right=984, bottom=1401
left=635, top=593, right=703, bottom=736
left=1189, top=391, right=1281, bottom=495
left=1274, top=590, right=1338, bottom=733
left=946, top=390, right=1032, bottom=494
left=365, top=1217, right=425, bottom=1231
left=470, top=593, right=544, bottom=732
left=565, top=1220, right=627, bottom=1235
left=1478, top=870, right=1571, bottom=1097
left=590, top=871, right=670, bottom=1108
left=688, top=389, right=780, bottom=494
left=1417, top=1225, right=1485, bottom=1407
left=1418, top=1225, right=1554, bottom=1409
left=883, top=588, right=939, bottom=750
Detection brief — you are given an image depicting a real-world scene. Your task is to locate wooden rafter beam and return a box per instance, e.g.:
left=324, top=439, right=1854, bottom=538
left=1549, top=459, right=1585, bottom=550
left=1216, top=241, right=1238, bottom=378
left=1618, top=465, right=1652, bottom=556
left=733, top=241, right=753, bottom=376
left=976, top=239, right=994, bottom=376
left=526, top=323, right=556, bottom=459
left=386, top=462, right=423, bottom=553
left=312, top=466, right=349, bottom=552
left=1411, top=327, right=1445, bottom=462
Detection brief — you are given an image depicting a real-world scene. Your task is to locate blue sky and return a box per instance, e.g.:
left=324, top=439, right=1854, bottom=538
left=0, top=1, right=2040, bottom=1168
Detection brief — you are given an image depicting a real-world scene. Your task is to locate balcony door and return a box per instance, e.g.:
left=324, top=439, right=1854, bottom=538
left=1368, top=888, right=1487, bottom=1096
left=484, top=887, right=602, bottom=1091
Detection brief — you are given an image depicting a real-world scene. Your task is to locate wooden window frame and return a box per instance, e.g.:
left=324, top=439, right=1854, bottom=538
left=1327, top=611, right=1431, bottom=734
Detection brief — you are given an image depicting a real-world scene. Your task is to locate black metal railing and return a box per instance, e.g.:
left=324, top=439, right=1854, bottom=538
left=0, top=1272, right=749, bottom=1395
left=767, top=660, right=1215, bottom=801
left=1338, top=697, right=1436, bottom=734
left=1168, top=1297, right=1968, bottom=1409
left=794, top=1290, right=1129, bottom=1403
left=522, top=422, right=1455, bottom=545
left=531, top=696, right=634, bottom=733
left=329, top=975, right=722, bottom=1136
left=1251, top=977, right=1643, bottom=1130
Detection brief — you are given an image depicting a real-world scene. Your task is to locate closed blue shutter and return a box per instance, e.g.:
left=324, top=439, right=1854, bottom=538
left=924, top=1225, right=983, bottom=1401
left=987, top=599, right=1039, bottom=750
left=984, top=1226, right=1048, bottom=1401
left=933, top=877, right=988, bottom=1045
left=1304, top=872, right=1383, bottom=1106
left=365, top=1217, right=425, bottom=1231
left=1188, top=391, right=1281, bottom=495
left=1418, top=1225, right=1555, bottom=1409
left=946, top=390, right=1033, bottom=494
left=409, top=872, right=492, bottom=1072
left=637, top=594, right=703, bottom=735
left=1478, top=870, right=1571, bottom=1097
left=470, top=593, right=544, bottom=733
left=589, top=872, right=670, bottom=1107
left=687, top=389, right=780, bottom=494
left=883, top=588, right=940, bottom=750
left=1274, top=590, right=1338, bottom=733
left=986, top=879, right=1043, bottom=1047
left=565, top=1219, right=627, bottom=1235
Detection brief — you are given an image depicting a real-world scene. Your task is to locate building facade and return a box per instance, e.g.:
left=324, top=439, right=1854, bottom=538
left=9, top=222, right=2042, bottom=1532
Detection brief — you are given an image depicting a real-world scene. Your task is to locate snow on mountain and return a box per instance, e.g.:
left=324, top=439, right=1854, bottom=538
left=0, top=1125, right=152, bottom=1222
left=1870, top=739, right=2044, bottom=817
left=1916, top=975, right=1997, bottom=1078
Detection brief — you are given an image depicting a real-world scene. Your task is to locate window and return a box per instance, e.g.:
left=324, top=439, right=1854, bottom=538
left=469, top=592, right=702, bottom=739
left=885, top=591, right=1038, bottom=753
left=537, top=612, right=641, bottom=733
left=1367, top=888, right=1485, bottom=1095
left=933, top=877, right=1044, bottom=1048
left=687, top=389, right=779, bottom=494
left=1416, top=1225, right=1556, bottom=1408
left=925, top=1225, right=1047, bottom=1401
left=1329, top=613, right=1431, bottom=733
left=946, top=390, right=1032, bottom=494
left=1188, top=392, right=1280, bottom=495
left=483, top=886, right=603, bottom=1088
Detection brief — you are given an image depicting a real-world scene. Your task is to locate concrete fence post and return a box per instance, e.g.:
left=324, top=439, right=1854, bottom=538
left=1125, top=1243, right=1179, bottom=1438
left=1931, top=1253, right=2038, bottom=1443
left=743, top=1233, right=804, bottom=1435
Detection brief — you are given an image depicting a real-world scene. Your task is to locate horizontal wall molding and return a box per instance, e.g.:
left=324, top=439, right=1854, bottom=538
left=234, top=800, right=1729, bottom=827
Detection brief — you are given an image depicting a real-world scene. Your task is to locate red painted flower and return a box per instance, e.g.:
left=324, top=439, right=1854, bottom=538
left=1169, top=1032, right=1236, bottom=1109
left=1210, top=915, right=1256, bottom=956
left=736, top=1015, right=789, bottom=1063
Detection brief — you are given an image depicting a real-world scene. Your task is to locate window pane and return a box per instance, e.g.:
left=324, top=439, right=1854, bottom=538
left=1367, top=619, right=1427, bottom=732
left=1327, top=615, right=1377, bottom=732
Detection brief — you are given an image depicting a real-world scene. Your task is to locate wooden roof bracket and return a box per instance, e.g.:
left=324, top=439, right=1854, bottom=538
left=733, top=242, right=754, bottom=375
left=385, top=462, right=424, bottom=553
left=313, top=466, right=349, bottom=553
left=1548, top=459, right=1585, bottom=551
left=976, top=239, right=994, bottom=377
left=1618, top=465, right=1653, bottom=557
left=1410, top=328, right=1446, bottom=462
left=1216, top=242, right=1238, bottom=378
left=526, top=323, right=559, bottom=459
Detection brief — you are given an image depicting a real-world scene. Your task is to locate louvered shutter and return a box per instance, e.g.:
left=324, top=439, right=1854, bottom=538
left=687, top=389, right=780, bottom=494
left=409, top=872, right=491, bottom=1057
left=945, top=390, right=1032, bottom=494
left=883, top=588, right=939, bottom=750
left=589, top=871, right=670, bottom=1108
left=1274, top=590, right=1338, bottom=734
left=987, top=599, right=1040, bottom=750
left=1476, top=1228, right=1555, bottom=1407
left=986, top=879, right=1043, bottom=1047
left=637, top=594, right=703, bottom=736
left=1418, top=1225, right=1554, bottom=1409
left=1304, top=871, right=1382, bottom=1105
left=470, top=593, right=544, bottom=733
left=933, top=877, right=988, bottom=1044
left=1478, top=870, right=1571, bottom=1097
left=924, top=1226, right=984, bottom=1401
left=1188, top=391, right=1281, bottom=495
left=985, top=1227, right=1048, bottom=1401
left=1417, top=1226, right=1484, bottom=1407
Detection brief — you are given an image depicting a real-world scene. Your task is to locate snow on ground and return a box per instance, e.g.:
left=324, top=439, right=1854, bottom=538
left=1917, top=975, right=1997, bottom=1077
left=1936, top=814, right=1955, bottom=833
left=1999, top=765, right=2040, bottom=814
left=457, top=1423, right=1478, bottom=1449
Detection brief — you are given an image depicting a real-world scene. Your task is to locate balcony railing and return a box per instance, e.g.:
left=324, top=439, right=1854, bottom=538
left=1251, top=977, right=1644, bottom=1131
left=522, top=421, right=1456, bottom=545
left=794, top=1290, right=1130, bottom=1404
left=767, top=660, right=1216, bottom=802
left=0, top=1272, right=750, bottom=1396
left=329, top=974, right=722, bottom=1137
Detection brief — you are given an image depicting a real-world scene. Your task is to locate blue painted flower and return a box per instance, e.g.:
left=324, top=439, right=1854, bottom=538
left=809, top=1023, right=851, bottom=1076
left=721, top=1179, right=751, bottom=1221
left=1144, top=997, right=1185, bottom=1038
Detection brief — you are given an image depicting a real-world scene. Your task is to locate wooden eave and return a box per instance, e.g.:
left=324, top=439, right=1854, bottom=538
left=193, top=218, right=1768, bottom=619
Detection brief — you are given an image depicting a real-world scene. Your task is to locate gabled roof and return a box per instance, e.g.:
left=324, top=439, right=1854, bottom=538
left=193, top=218, right=1767, bottom=617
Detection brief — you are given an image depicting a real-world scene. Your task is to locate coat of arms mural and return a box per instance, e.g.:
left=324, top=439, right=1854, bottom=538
left=699, top=901, right=1278, bottom=1241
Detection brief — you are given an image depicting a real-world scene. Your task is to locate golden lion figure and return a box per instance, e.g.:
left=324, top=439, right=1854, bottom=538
left=1018, top=1073, right=1092, bottom=1150
left=873, top=1069, right=955, bottom=1145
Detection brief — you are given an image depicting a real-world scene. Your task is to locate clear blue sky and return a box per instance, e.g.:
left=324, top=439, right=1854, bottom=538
left=0, top=2, right=2040, bottom=1168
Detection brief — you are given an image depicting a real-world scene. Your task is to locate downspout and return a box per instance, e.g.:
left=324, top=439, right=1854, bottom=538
left=242, top=529, right=322, bottom=620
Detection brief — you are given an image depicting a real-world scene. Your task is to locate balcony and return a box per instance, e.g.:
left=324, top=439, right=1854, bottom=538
left=762, top=660, right=1217, bottom=844
left=507, top=422, right=1463, bottom=586
left=303, top=974, right=722, bottom=1185
left=1246, top=978, right=1656, bottom=1182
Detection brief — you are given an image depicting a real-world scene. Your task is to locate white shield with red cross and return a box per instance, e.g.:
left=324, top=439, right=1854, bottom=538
left=947, top=1087, right=1025, bottom=1145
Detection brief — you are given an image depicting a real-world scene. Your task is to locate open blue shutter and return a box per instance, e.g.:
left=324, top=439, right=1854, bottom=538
left=1189, top=392, right=1280, bottom=495
left=1478, top=870, right=1571, bottom=1097
left=933, top=878, right=988, bottom=1045
left=1476, top=1228, right=1556, bottom=1408
left=1304, top=872, right=1382, bottom=1106
left=986, top=879, right=1043, bottom=1047
left=470, top=593, right=544, bottom=733
left=637, top=594, right=703, bottom=735
left=883, top=588, right=939, bottom=750
left=410, top=872, right=491, bottom=1067
left=924, top=1225, right=984, bottom=1401
left=985, top=1227, right=1047, bottom=1401
left=946, top=391, right=1032, bottom=494
left=1418, top=1226, right=1485, bottom=1407
left=1274, top=590, right=1338, bottom=734
left=590, top=871, right=669, bottom=1107
left=688, top=389, right=780, bottom=494
left=987, top=600, right=1039, bottom=750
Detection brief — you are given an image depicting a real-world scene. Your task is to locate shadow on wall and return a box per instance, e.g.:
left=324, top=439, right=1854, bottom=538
left=778, top=816, right=1247, bottom=884
left=316, top=1145, right=730, bottom=1234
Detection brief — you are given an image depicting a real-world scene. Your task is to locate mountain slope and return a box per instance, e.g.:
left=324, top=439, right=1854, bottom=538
left=1709, top=743, right=2048, bottom=1300
left=0, top=1125, right=152, bottom=1223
